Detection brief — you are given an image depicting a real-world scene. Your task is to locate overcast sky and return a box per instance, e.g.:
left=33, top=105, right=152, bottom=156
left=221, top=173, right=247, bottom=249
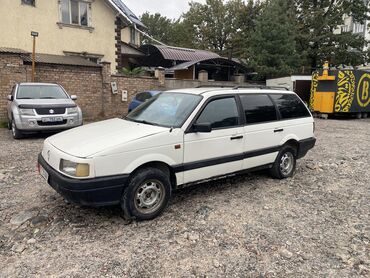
left=124, top=0, right=207, bottom=19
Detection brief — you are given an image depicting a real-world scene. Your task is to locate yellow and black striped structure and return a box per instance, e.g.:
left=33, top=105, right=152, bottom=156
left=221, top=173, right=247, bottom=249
left=310, top=63, right=370, bottom=115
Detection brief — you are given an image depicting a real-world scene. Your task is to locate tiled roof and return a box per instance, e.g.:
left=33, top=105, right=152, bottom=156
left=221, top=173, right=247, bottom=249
left=109, top=0, right=146, bottom=29
left=0, top=47, right=29, bottom=54
left=22, top=53, right=100, bottom=67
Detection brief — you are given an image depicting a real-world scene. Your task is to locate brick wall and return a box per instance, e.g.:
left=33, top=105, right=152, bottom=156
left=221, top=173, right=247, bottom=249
left=108, top=75, right=162, bottom=118
left=0, top=54, right=28, bottom=121
left=0, top=53, right=161, bottom=123
left=0, top=52, right=254, bottom=123
left=34, top=64, right=104, bottom=120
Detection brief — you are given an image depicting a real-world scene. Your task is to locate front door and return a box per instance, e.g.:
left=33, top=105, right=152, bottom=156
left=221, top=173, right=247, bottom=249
left=183, top=96, right=244, bottom=184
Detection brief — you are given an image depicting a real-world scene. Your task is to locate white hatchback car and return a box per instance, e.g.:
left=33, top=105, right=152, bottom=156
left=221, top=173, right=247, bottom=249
left=38, top=87, right=316, bottom=220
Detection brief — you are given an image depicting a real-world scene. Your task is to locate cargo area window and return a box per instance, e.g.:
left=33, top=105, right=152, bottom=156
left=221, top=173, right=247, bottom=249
left=60, top=0, right=90, bottom=27
left=270, top=94, right=311, bottom=119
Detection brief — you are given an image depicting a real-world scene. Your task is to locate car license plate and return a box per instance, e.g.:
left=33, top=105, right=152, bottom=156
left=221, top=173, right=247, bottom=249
left=39, top=165, right=49, bottom=181
left=42, top=117, right=63, bottom=123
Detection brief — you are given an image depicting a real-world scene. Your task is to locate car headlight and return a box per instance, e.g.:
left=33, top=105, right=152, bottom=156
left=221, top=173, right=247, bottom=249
left=60, top=159, right=90, bottom=177
left=19, top=108, right=35, bottom=116
left=67, top=107, right=78, bottom=114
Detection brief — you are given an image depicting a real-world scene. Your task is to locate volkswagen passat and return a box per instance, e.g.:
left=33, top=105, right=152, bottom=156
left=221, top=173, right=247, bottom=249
left=38, top=87, right=316, bottom=221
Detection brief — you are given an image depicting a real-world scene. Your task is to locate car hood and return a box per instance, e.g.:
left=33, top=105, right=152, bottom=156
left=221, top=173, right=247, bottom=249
left=15, top=99, right=76, bottom=107
left=47, top=118, right=169, bottom=158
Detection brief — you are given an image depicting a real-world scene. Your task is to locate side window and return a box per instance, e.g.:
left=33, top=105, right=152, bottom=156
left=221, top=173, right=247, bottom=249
left=240, top=94, right=277, bottom=124
left=196, top=97, right=239, bottom=129
left=270, top=94, right=311, bottom=119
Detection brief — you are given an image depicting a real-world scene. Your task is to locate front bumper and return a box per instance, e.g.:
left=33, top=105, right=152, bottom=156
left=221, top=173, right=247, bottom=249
left=15, top=114, right=82, bottom=132
left=38, top=154, right=129, bottom=206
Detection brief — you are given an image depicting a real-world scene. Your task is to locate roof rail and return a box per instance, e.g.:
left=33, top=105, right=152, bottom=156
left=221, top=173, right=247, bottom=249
left=233, top=85, right=289, bottom=91
left=196, top=84, right=236, bottom=88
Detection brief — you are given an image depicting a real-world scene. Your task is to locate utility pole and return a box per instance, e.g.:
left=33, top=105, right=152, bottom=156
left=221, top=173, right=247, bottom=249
left=31, top=31, right=39, bottom=82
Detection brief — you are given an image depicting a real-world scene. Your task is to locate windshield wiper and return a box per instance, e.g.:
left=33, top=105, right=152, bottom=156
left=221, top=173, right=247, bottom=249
left=40, top=97, right=56, bottom=99
left=17, top=97, right=33, bottom=99
left=124, top=117, right=159, bottom=126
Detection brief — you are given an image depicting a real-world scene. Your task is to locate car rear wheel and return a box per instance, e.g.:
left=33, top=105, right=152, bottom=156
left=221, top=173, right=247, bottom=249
left=121, top=167, right=171, bottom=221
left=11, top=120, right=23, bottom=139
left=270, top=145, right=297, bottom=179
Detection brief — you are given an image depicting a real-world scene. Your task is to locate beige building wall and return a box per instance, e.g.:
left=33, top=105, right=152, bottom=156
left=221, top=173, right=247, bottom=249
left=0, top=0, right=117, bottom=72
left=121, top=27, right=141, bottom=46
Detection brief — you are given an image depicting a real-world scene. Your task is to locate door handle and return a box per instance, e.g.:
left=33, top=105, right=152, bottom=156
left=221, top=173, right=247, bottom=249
left=230, top=135, right=244, bottom=140
left=274, top=128, right=284, bottom=133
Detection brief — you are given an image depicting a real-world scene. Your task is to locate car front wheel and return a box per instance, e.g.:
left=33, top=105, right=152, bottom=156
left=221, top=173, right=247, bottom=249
left=121, top=167, right=171, bottom=221
left=270, top=145, right=297, bottom=179
left=11, top=120, right=23, bottom=139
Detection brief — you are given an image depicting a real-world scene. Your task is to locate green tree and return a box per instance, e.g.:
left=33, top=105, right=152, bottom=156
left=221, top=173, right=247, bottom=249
left=249, top=0, right=301, bottom=79
left=140, top=12, right=175, bottom=45
left=295, top=0, right=369, bottom=70
left=181, top=0, right=252, bottom=56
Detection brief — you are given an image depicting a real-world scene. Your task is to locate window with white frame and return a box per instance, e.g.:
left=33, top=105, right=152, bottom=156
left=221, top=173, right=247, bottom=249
left=60, top=0, right=90, bottom=27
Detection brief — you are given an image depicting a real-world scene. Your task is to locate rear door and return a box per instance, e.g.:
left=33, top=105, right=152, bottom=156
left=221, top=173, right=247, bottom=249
left=240, top=94, right=282, bottom=169
left=183, top=96, right=244, bottom=184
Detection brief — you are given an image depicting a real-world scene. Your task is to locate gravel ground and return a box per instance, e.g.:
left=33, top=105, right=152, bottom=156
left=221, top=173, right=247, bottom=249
left=0, top=118, right=369, bottom=277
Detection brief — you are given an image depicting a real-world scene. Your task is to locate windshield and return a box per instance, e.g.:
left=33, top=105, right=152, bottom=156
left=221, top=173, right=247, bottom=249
left=17, top=85, right=69, bottom=99
left=125, top=92, right=202, bottom=128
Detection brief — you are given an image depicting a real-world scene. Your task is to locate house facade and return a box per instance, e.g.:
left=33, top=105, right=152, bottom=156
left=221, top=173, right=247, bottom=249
left=0, top=0, right=146, bottom=72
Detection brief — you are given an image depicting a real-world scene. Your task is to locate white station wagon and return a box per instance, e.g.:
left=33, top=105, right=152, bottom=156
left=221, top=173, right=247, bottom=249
left=38, top=87, right=316, bottom=220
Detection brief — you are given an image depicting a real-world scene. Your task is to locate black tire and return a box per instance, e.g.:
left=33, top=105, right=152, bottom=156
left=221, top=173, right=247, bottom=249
left=11, top=120, right=23, bottom=139
left=121, top=167, right=172, bottom=221
left=7, top=119, right=11, bottom=130
left=270, top=145, right=297, bottom=179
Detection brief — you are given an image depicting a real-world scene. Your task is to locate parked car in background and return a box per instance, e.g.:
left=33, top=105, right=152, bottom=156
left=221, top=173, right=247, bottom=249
left=38, top=87, right=316, bottom=221
left=128, top=90, right=161, bottom=112
left=7, top=83, right=83, bottom=139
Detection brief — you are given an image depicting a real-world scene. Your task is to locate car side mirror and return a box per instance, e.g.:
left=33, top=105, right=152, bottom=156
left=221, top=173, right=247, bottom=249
left=7, top=95, right=13, bottom=101
left=193, top=122, right=212, bottom=133
left=71, top=95, right=77, bottom=100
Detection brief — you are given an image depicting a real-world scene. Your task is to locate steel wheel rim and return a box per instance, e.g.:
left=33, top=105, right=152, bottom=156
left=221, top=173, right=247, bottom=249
left=280, top=152, right=294, bottom=176
left=134, top=179, right=165, bottom=215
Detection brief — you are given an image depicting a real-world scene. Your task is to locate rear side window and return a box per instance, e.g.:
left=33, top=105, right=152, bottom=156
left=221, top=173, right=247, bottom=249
left=270, top=94, right=311, bottom=119
left=136, top=92, right=152, bottom=102
left=196, top=97, right=239, bottom=129
left=240, top=94, right=277, bottom=124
